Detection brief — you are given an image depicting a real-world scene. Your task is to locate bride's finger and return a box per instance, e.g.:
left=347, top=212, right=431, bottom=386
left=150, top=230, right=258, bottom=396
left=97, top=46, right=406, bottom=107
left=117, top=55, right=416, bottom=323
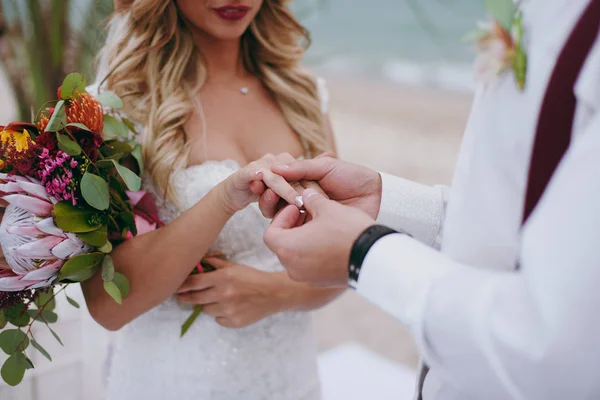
left=254, top=169, right=300, bottom=206
left=177, top=274, right=213, bottom=294
left=258, top=188, right=281, bottom=219
left=177, top=288, right=220, bottom=305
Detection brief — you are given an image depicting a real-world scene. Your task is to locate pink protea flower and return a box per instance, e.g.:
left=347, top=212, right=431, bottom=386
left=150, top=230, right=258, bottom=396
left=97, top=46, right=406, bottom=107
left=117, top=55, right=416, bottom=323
left=0, top=173, right=89, bottom=291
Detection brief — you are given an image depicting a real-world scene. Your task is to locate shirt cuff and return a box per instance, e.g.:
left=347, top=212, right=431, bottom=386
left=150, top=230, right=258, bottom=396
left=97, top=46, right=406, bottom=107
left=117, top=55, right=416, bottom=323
left=376, top=173, right=447, bottom=249
left=355, top=233, right=461, bottom=327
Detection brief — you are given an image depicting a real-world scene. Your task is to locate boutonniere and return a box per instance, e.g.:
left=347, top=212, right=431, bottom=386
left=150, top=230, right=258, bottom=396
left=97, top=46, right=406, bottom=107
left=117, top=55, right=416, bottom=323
left=465, top=0, right=528, bottom=90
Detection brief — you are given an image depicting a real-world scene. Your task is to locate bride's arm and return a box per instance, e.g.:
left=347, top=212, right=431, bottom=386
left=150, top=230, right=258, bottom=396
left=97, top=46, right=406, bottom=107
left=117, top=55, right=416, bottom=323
left=81, top=185, right=231, bottom=331
left=82, top=156, right=302, bottom=331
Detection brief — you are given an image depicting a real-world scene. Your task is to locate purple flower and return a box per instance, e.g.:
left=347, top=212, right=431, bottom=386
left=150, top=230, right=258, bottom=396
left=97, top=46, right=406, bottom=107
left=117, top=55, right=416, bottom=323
left=37, top=150, right=78, bottom=204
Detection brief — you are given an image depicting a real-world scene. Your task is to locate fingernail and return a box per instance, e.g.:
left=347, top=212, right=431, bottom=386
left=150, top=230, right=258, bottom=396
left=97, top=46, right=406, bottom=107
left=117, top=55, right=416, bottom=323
left=255, top=170, right=263, bottom=176
left=264, top=191, right=271, bottom=201
left=303, top=188, right=319, bottom=199
left=294, top=195, right=304, bottom=208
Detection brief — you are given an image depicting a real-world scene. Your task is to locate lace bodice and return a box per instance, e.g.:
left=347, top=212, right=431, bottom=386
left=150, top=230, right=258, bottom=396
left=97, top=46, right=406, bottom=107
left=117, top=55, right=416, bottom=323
left=105, top=161, right=321, bottom=400
left=101, top=79, right=329, bottom=400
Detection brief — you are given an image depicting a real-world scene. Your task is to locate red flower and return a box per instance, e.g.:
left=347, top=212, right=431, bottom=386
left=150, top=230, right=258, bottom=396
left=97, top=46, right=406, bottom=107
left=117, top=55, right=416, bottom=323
left=35, top=131, right=58, bottom=152
left=71, top=128, right=103, bottom=162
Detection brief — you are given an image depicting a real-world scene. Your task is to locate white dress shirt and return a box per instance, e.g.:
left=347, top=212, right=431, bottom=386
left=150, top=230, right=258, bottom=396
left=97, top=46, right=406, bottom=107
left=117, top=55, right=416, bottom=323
left=356, top=1, right=600, bottom=399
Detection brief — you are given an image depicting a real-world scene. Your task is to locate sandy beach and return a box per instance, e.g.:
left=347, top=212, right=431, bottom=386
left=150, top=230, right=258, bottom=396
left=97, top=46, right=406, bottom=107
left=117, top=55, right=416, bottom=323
left=313, top=75, right=474, bottom=369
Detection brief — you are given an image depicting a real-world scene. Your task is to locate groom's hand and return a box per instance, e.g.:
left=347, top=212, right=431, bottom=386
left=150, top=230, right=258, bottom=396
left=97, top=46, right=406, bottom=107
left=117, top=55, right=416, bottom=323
left=259, top=156, right=382, bottom=219
left=264, top=188, right=375, bottom=287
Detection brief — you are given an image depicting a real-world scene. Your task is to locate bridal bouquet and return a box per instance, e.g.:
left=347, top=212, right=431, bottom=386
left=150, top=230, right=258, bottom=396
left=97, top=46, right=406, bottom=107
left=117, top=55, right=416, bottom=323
left=0, top=73, right=144, bottom=386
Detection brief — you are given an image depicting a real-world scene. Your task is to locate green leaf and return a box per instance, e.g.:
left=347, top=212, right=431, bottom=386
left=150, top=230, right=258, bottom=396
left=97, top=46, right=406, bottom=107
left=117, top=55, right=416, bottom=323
left=46, top=100, right=67, bottom=132
left=131, top=144, right=145, bottom=174
left=60, top=73, right=87, bottom=100
left=2, top=353, right=27, bottom=386
left=56, top=133, right=82, bottom=156
left=34, top=290, right=56, bottom=311
left=53, top=201, right=103, bottom=233
left=113, top=272, right=130, bottom=299
left=103, top=281, right=122, bottom=305
left=5, top=304, right=30, bottom=327
left=81, top=172, right=110, bottom=211
left=97, top=159, right=141, bottom=191
left=122, top=119, right=140, bottom=136
left=41, top=311, right=58, bottom=324
left=119, top=211, right=137, bottom=237
left=103, top=115, right=129, bottom=139
left=60, top=267, right=97, bottom=283
left=23, top=356, right=34, bottom=370
left=47, top=326, right=63, bottom=346
left=485, top=0, right=516, bottom=31
left=65, top=295, right=80, bottom=309
left=180, top=305, right=203, bottom=338
left=66, top=122, right=91, bottom=131
left=0, top=310, right=6, bottom=329
left=0, top=330, right=29, bottom=355
left=98, top=241, right=113, bottom=254
left=31, top=340, right=52, bottom=362
left=97, top=91, right=123, bottom=109
left=76, top=225, right=108, bottom=247
left=100, top=141, right=132, bottom=158
left=58, top=252, right=104, bottom=281
left=101, top=255, right=115, bottom=282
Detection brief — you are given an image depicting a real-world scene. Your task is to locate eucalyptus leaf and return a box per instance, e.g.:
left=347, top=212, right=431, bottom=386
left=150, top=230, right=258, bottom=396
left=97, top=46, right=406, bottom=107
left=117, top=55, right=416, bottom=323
left=0, top=330, right=29, bottom=355
left=23, top=357, right=34, bottom=370
left=58, top=252, right=104, bottom=281
left=31, top=340, right=52, bottom=362
left=60, top=73, right=87, bottom=99
left=101, top=255, right=115, bottom=282
left=97, top=91, right=123, bottom=109
left=98, top=241, right=113, bottom=254
left=101, top=141, right=132, bottom=158
left=65, top=295, right=80, bottom=309
left=45, top=100, right=67, bottom=132
left=180, top=305, right=203, bottom=338
left=81, top=172, right=110, bottom=211
left=34, top=289, right=56, bottom=311
left=41, top=311, right=58, bottom=324
left=131, top=144, right=145, bottom=174
left=119, top=212, right=137, bottom=237
left=1, top=353, right=26, bottom=386
left=103, top=281, right=122, bottom=305
left=113, top=272, right=130, bottom=299
left=0, top=311, right=5, bottom=329
left=53, top=201, right=103, bottom=233
left=47, top=325, right=63, bottom=346
left=485, top=0, right=515, bottom=31
left=66, top=122, right=91, bottom=131
left=103, top=115, right=129, bottom=139
left=60, top=267, right=97, bottom=283
left=5, top=304, right=30, bottom=327
left=98, top=159, right=141, bottom=191
left=56, top=133, right=82, bottom=156
left=76, top=225, right=108, bottom=247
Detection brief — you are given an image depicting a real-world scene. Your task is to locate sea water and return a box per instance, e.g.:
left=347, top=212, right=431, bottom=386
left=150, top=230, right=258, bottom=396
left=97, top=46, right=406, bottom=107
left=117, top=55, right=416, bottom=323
left=297, top=0, right=486, bottom=92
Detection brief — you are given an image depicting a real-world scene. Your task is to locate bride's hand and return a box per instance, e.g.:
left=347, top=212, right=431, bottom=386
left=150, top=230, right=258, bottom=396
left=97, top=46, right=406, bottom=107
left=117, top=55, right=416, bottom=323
left=176, top=257, right=289, bottom=328
left=217, top=153, right=302, bottom=215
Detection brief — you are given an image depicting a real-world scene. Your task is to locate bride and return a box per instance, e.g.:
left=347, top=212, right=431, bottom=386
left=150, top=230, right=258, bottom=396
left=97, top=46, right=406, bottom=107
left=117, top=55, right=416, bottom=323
left=82, top=0, right=341, bottom=399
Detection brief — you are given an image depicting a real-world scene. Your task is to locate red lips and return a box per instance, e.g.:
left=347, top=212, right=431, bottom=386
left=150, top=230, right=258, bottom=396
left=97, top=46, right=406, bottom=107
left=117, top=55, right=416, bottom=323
left=213, top=5, right=250, bottom=21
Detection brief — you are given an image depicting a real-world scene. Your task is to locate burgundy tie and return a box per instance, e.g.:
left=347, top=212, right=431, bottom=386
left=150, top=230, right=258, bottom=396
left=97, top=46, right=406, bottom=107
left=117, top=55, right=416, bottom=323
left=522, top=0, right=600, bottom=225
left=417, top=2, right=600, bottom=398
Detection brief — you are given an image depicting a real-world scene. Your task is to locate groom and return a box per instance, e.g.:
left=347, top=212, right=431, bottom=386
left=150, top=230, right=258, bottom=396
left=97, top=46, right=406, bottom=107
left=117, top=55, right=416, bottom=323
left=259, top=1, right=600, bottom=399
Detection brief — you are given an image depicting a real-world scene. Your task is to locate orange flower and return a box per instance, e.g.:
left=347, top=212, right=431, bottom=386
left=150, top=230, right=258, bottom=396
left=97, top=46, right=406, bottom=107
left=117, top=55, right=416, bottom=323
left=38, top=93, right=104, bottom=134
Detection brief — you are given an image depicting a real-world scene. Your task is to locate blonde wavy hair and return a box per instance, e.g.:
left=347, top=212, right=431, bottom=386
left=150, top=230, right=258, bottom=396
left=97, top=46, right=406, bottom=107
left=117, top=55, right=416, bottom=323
left=96, top=0, right=327, bottom=202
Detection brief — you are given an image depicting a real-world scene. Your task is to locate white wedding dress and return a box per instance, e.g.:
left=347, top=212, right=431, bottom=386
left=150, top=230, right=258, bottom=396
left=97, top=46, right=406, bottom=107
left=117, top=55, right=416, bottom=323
left=99, top=79, right=329, bottom=400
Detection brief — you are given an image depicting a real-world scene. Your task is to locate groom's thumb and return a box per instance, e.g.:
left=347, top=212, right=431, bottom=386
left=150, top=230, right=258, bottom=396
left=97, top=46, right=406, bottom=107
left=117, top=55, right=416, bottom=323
left=302, top=188, right=329, bottom=217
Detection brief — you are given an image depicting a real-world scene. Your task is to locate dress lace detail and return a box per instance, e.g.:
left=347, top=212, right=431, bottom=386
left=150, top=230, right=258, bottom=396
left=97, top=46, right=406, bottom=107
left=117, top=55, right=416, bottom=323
left=105, top=161, right=321, bottom=400
left=89, top=78, right=329, bottom=399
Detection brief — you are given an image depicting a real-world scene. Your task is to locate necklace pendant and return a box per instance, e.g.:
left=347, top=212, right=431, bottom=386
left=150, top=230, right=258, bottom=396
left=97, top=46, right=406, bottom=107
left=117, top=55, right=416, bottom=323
left=240, top=87, right=249, bottom=95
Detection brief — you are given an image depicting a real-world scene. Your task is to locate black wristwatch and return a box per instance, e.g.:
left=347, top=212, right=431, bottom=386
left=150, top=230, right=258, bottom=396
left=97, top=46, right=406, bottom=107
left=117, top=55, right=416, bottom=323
left=348, top=225, right=398, bottom=289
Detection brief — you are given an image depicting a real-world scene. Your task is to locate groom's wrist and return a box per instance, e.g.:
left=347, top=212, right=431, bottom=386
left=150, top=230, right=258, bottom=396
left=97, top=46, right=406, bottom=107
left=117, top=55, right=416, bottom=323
left=348, top=225, right=399, bottom=289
